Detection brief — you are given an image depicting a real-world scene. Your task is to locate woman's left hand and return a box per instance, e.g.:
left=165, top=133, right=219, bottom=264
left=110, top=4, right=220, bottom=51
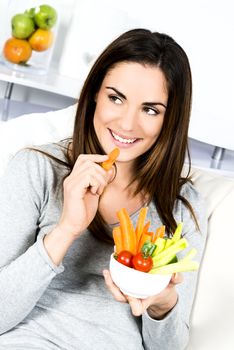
left=103, top=270, right=183, bottom=319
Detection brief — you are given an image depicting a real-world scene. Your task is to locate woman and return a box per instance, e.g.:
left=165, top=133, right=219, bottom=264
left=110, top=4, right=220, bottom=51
left=0, top=29, right=207, bottom=349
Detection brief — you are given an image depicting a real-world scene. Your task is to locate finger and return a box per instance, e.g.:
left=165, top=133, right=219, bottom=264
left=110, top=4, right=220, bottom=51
left=74, top=154, right=109, bottom=170
left=65, top=173, right=105, bottom=199
left=78, top=171, right=108, bottom=191
left=64, top=162, right=109, bottom=199
left=170, top=272, right=183, bottom=286
left=103, top=270, right=127, bottom=303
left=85, top=175, right=106, bottom=195
left=90, top=184, right=100, bottom=195
left=73, top=159, right=108, bottom=179
left=75, top=165, right=111, bottom=191
left=97, top=185, right=106, bottom=196
left=106, top=167, right=116, bottom=184
left=125, top=296, right=143, bottom=316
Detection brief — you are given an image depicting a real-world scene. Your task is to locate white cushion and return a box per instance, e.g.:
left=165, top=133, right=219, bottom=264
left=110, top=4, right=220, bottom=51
left=0, top=104, right=77, bottom=177
left=187, top=167, right=234, bottom=349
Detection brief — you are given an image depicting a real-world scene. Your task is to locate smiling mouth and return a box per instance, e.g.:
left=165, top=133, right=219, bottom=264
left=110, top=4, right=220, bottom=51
left=109, top=129, right=141, bottom=144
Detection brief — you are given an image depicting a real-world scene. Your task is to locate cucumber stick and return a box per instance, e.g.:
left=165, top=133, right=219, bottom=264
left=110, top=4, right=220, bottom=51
left=180, top=248, right=197, bottom=262
left=165, top=238, right=173, bottom=249
left=149, top=260, right=199, bottom=275
left=152, top=238, right=188, bottom=267
left=148, top=222, right=198, bottom=275
left=152, top=237, right=166, bottom=256
left=171, top=222, right=183, bottom=243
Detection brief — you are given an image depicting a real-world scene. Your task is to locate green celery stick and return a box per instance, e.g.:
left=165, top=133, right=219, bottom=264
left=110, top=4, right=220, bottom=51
left=168, top=255, right=178, bottom=264
left=149, top=260, right=199, bottom=275
left=152, top=238, right=188, bottom=267
left=152, top=238, right=166, bottom=257
left=171, top=222, right=183, bottom=243
left=180, top=248, right=197, bottom=262
left=165, top=238, right=173, bottom=249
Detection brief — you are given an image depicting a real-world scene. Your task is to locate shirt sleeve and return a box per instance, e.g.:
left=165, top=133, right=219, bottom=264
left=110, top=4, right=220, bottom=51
left=0, top=149, right=64, bottom=335
left=141, top=182, right=208, bottom=350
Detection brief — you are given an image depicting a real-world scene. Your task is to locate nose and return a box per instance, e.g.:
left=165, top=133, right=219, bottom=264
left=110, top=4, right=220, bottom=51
left=118, top=106, right=137, bottom=131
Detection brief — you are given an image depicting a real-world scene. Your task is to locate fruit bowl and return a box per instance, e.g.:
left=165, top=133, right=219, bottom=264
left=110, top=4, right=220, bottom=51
left=109, top=253, right=172, bottom=299
left=1, top=2, right=59, bottom=74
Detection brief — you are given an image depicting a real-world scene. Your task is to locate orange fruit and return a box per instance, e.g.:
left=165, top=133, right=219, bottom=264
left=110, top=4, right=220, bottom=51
left=28, top=29, right=54, bottom=51
left=3, top=37, right=32, bottom=64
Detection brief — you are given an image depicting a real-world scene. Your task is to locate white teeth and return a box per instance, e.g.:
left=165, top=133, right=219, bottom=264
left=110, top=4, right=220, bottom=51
left=111, top=131, right=137, bottom=144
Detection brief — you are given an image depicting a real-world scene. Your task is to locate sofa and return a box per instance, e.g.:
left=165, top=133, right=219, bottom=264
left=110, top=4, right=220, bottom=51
left=0, top=105, right=233, bottom=349
left=185, top=166, right=234, bottom=349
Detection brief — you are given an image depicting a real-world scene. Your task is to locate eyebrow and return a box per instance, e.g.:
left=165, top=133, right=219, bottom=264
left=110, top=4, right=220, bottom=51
left=106, top=86, right=167, bottom=109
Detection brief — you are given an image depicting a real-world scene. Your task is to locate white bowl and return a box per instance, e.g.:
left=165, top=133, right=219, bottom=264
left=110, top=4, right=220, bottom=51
left=109, top=253, right=172, bottom=299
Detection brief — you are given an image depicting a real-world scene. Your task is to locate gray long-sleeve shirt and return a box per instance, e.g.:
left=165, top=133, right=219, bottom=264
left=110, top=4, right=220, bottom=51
left=0, top=141, right=207, bottom=350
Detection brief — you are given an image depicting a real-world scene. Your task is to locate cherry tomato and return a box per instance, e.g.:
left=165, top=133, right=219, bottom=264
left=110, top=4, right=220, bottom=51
left=132, top=253, right=153, bottom=273
left=117, top=250, right=133, bottom=267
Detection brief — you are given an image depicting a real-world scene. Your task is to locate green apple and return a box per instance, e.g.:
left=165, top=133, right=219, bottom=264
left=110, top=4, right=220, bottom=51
left=34, top=5, right=57, bottom=30
left=24, top=7, right=36, bottom=18
left=11, top=13, right=35, bottom=39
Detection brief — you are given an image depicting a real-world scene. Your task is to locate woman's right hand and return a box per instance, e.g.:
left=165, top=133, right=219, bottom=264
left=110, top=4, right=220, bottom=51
left=57, top=154, right=112, bottom=238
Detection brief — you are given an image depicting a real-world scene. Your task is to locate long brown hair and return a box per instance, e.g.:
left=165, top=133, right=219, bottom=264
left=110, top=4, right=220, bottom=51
left=32, top=29, right=197, bottom=242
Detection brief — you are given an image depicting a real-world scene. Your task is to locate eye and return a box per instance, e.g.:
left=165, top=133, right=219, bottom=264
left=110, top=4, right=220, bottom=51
left=143, top=106, right=160, bottom=116
left=108, top=95, right=122, bottom=104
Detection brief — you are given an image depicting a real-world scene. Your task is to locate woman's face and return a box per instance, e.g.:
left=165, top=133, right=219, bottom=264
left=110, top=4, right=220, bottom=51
left=93, top=62, right=168, bottom=164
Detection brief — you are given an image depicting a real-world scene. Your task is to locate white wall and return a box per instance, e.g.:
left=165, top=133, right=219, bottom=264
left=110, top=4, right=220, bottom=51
left=1, top=0, right=234, bottom=149
left=58, top=0, right=234, bottom=149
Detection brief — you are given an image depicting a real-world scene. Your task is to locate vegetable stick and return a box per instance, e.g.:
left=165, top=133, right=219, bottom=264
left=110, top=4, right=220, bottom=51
left=152, top=238, right=188, bottom=267
left=135, top=207, right=148, bottom=245
left=143, top=221, right=151, bottom=232
left=171, top=223, right=183, bottom=242
left=137, top=232, right=153, bottom=253
left=152, top=237, right=166, bottom=256
left=165, top=238, right=173, bottom=249
left=137, top=221, right=151, bottom=251
left=147, top=231, right=154, bottom=237
left=113, top=226, right=123, bottom=254
left=180, top=248, right=197, bottom=262
left=153, top=225, right=165, bottom=242
left=149, top=260, right=199, bottom=274
left=117, top=208, right=137, bottom=255
left=101, top=148, right=120, bottom=170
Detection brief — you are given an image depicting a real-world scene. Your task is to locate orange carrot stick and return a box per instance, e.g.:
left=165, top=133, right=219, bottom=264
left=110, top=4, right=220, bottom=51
left=117, top=208, right=137, bottom=255
left=153, top=225, right=165, bottom=243
left=101, top=148, right=120, bottom=170
left=137, top=232, right=153, bottom=253
left=135, top=207, right=148, bottom=246
left=113, top=226, right=123, bottom=254
left=137, top=221, right=151, bottom=252
left=141, top=221, right=151, bottom=236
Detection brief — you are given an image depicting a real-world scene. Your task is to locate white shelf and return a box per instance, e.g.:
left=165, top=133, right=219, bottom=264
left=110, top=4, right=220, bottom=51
left=0, top=61, right=83, bottom=99
left=188, top=138, right=234, bottom=175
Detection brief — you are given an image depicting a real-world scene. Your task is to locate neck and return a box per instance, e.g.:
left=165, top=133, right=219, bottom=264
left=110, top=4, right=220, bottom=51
left=111, top=160, right=135, bottom=191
